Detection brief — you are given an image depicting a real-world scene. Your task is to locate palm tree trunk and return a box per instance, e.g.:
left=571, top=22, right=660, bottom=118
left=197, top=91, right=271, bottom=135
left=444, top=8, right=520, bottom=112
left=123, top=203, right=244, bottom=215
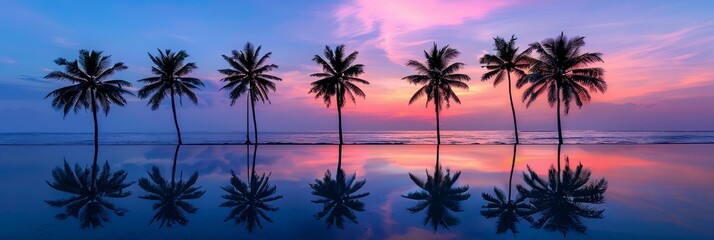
left=251, top=144, right=258, bottom=177
left=171, top=144, right=180, bottom=187
left=90, top=88, right=99, bottom=190
left=435, top=87, right=441, bottom=145
left=507, top=144, right=517, bottom=201
left=435, top=144, right=440, bottom=167
left=251, top=92, right=258, bottom=145
left=170, top=87, right=183, bottom=145
left=506, top=71, right=519, bottom=144
left=556, top=85, right=563, bottom=144
left=556, top=144, right=562, bottom=191
left=337, top=144, right=343, bottom=172
left=337, top=85, right=344, bottom=145
left=245, top=94, right=251, bottom=144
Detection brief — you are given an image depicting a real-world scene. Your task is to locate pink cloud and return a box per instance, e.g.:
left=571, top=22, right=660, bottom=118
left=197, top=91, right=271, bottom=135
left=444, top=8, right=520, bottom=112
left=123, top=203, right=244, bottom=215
left=334, top=0, right=518, bottom=63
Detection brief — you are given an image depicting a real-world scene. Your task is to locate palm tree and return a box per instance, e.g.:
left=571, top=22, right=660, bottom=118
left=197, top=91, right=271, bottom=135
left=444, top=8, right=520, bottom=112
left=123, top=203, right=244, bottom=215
left=309, top=45, right=369, bottom=145
left=310, top=145, right=369, bottom=229
left=516, top=144, right=608, bottom=236
left=517, top=33, right=607, bottom=144
left=219, top=42, right=282, bottom=144
left=45, top=158, right=134, bottom=228
left=404, top=43, right=470, bottom=145
left=220, top=144, right=282, bottom=232
left=138, top=49, right=204, bottom=145
left=402, top=145, right=471, bottom=231
left=480, top=36, right=532, bottom=144
left=44, top=49, right=133, bottom=155
left=480, top=144, right=534, bottom=234
left=138, top=145, right=205, bottom=228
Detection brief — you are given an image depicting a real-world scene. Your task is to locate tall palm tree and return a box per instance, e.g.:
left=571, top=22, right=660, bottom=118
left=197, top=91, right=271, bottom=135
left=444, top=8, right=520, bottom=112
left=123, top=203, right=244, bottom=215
left=309, top=45, right=369, bottom=145
left=310, top=145, right=369, bottom=229
left=480, top=36, right=532, bottom=144
left=45, top=157, right=134, bottom=228
left=138, top=145, right=205, bottom=228
left=402, top=145, right=471, bottom=231
left=44, top=49, right=133, bottom=159
left=404, top=43, right=470, bottom=145
left=219, top=42, right=281, bottom=144
left=481, top=144, right=534, bottom=234
left=517, top=33, right=607, bottom=144
left=138, top=49, right=204, bottom=145
left=516, top=144, right=608, bottom=236
left=220, top=144, right=282, bottom=232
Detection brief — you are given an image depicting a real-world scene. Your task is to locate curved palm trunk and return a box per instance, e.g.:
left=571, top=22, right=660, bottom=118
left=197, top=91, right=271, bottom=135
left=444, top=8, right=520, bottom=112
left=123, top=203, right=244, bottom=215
left=245, top=95, right=251, bottom=144
left=90, top=88, right=99, bottom=190
left=337, top=85, right=344, bottom=145
left=337, top=144, right=343, bottom=172
left=251, top=92, right=258, bottom=145
left=556, top=144, right=562, bottom=191
left=556, top=84, right=563, bottom=144
left=170, top=87, right=183, bottom=145
left=171, top=144, right=180, bottom=187
left=507, top=144, right=517, bottom=201
left=435, top=88, right=441, bottom=145
left=506, top=71, right=519, bottom=144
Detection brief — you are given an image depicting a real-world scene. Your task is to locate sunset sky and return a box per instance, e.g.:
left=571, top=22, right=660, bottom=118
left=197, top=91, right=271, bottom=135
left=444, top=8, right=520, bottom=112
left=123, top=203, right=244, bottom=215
left=0, top=0, right=712, bottom=133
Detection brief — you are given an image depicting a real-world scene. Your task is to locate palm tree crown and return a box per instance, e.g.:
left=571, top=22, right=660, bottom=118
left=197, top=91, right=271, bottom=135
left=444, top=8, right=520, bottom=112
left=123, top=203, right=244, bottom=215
left=219, top=42, right=281, bottom=144
left=480, top=36, right=532, bottom=144
left=138, top=49, right=204, bottom=145
left=310, top=169, right=369, bottom=229
left=45, top=49, right=133, bottom=116
left=404, top=43, right=470, bottom=144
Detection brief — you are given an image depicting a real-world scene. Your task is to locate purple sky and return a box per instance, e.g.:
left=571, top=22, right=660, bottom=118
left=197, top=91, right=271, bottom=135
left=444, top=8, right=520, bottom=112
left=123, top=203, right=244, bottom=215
left=0, top=0, right=712, bottom=133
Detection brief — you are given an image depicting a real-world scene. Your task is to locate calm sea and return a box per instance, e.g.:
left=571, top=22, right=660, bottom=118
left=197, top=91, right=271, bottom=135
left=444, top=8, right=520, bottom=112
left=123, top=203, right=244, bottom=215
left=1, top=130, right=713, bottom=144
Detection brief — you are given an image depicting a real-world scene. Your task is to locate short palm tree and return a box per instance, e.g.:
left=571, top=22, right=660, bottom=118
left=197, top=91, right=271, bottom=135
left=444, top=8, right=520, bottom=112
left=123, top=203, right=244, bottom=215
left=138, top=145, right=205, bottom=228
left=516, top=146, right=608, bottom=236
left=309, top=45, right=369, bottom=145
left=220, top=145, right=282, bottom=232
left=45, top=159, right=133, bottom=228
left=404, top=43, right=470, bottom=145
left=480, top=143, right=534, bottom=234
left=517, top=33, right=607, bottom=144
left=138, top=49, right=204, bottom=145
left=480, top=36, right=532, bottom=144
left=44, top=49, right=133, bottom=148
left=219, top=42, right=281, bottom=144
left=310, top=145, right=369, bottom=229
left=403, top=145, right=471, bottom=231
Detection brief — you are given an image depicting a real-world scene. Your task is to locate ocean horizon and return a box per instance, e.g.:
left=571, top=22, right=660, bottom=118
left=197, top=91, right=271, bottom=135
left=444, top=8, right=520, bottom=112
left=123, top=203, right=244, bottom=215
left=2, top=130, right=713, bottom=145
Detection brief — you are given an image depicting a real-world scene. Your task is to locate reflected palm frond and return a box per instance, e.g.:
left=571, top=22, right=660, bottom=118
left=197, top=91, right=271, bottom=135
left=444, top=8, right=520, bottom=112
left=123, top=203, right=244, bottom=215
left=45, top=160, right=133, bottom=228
left=481, top=187, right=534, bottom=234
left=517, top=157, right=607, bottom=236
left=403, top=164, right=471, bottom=231
left=220, top=170, right=282, bottom=232
left=138, top=166, right=205, bottom=228
left=310, top=169, right=369, bottom=229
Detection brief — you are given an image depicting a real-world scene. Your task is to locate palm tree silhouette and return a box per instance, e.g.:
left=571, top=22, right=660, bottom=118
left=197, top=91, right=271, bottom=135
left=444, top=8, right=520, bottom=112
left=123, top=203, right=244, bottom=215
left=480, top=36, right=532, bottom=144
left=309, top=45, right=369, bottom=145
left=220, top=144, right=282, bottom=232
left=480, top=144, right=534, bottom=234
left=138, top=145, right=205, bottom=228
left=219, top=42, right=281, bottom=144
left=44, top=49, right=133, bottom=152
left=516, top=144, right=608, bottom=236
left=45, top=147, right=134, bottom=228
left=138, top=49, right=204, bottom=145
left=517, top=33, right=607, bottom=144
left=404, top=43, right=470, bottom=144
left=310, top=144, right=369, bottom=229
left=402, top=145, right=471, bottom=231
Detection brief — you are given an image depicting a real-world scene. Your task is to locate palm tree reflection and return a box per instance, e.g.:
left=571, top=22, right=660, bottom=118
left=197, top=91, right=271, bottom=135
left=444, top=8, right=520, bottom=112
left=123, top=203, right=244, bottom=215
left=481, top=144, right=534, bottom=234
left=517, top=144, right=608, bottom=236
left=220, top=144, right=283, bottom=232
left=45, top=149, right=134, bottom=228
left=403, top=145, right=471, bottom=231
left=138, top=145, right=205, bottom=228
left=310, top=144, right=370, bottom=229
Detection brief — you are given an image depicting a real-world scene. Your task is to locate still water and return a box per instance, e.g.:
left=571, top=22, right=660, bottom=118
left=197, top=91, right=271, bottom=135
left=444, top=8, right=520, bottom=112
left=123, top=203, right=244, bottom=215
left=0, top=144, right=712, bottom=239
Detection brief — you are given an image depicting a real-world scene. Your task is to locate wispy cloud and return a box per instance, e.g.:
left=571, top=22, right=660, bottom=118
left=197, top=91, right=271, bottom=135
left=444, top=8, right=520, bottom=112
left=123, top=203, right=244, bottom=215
left=51, top=37, right=78, bottom=49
